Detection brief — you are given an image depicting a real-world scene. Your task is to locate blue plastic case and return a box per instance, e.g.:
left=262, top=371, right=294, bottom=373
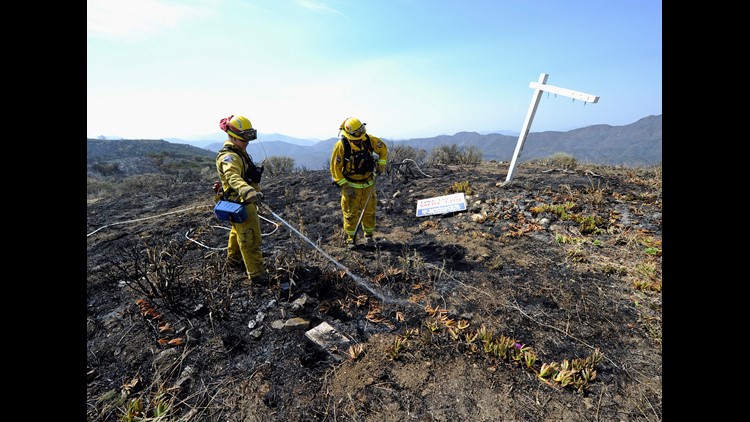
left=214, top=200, right=247, bottom=223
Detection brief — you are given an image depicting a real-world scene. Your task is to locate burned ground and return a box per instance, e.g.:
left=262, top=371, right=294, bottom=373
left=86, top=160, right=662, bottom=421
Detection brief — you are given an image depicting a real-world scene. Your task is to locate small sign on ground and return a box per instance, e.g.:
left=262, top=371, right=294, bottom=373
left=416, top=192, right=467, bottom=217
left=305, top=321, right=351, bottom=362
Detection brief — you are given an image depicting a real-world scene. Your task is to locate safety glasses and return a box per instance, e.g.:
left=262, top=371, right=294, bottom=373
left=230, top=127, right=257, bottom=142
left=347, top=123, right=366, bottom=138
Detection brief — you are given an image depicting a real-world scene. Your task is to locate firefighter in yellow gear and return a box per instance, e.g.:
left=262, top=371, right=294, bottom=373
left=329, top=117, right=387, bottom=248
left=215, top=115, right=267, bottom=282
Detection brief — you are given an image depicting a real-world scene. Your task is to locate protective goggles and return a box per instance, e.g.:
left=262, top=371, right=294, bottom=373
left=229, top=126, right=257, bottom=142
left=346, top=123, right=366, bottom=138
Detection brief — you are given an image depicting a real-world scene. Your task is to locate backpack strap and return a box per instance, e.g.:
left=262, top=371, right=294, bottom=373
left=342, top=134, right=375, bottom=179
left=342, top=137, right=351, bottom=165
left=341, top=134, right=373, bottom=163
left=217, top=145, right=245, bottom=200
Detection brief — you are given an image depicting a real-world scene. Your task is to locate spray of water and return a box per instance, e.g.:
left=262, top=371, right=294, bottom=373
left=260, top=203, right=406, bottom=305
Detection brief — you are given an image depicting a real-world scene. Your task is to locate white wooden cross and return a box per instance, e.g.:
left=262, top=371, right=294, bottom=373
left=503, top=73, right=599, bottom=184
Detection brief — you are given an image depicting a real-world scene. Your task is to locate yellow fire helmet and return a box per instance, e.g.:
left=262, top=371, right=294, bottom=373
left=340, top=117, right=367, bottom=141
left=220, top=115, right=257, bottom=142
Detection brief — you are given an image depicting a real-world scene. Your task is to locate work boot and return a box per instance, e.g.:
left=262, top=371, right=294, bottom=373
left=345, top=236, right=356, bottom=250
left=226, top=259, right=245, bottom=271
left=250, top=272, right=271, bottom=286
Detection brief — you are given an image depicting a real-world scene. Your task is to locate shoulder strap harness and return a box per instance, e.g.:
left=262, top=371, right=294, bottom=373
left=217, top=145, right=264, bottom=201
left=342, top=134, right=375, bottom=177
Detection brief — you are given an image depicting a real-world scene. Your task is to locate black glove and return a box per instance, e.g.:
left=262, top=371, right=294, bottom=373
left=243, top=189, right=263, bottom=204
left=343, top=185, right=356, bottom=199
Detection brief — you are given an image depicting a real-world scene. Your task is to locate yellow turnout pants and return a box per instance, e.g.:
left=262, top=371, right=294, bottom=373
left=226, top=203, right=265, bottom=278
left=341, top=184, right=376, bottom=239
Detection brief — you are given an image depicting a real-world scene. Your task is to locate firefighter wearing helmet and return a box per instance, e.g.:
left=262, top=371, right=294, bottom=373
left=215, top=115, right=268, bottom=284
left=329, top=117, right=388, bottom=248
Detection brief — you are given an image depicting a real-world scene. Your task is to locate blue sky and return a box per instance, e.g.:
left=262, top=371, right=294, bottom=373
left=87, top=0, right=662, bottom=141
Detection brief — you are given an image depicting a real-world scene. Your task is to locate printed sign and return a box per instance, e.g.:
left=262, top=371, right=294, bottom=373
left=416, top=193, right=467, bottom=217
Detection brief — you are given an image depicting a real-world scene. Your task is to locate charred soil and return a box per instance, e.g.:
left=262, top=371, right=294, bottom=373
left=86, top=160, right=662, bottom=421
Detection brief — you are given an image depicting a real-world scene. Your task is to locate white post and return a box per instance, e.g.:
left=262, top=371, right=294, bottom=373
left=503, top=73, right=599, bottom=184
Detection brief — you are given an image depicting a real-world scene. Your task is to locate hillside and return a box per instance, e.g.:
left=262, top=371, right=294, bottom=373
left=87, top=138, right=216, bottom=177
left=86, top=147, right=662, bottom=420
left=151, top=115, right=662, bottom=171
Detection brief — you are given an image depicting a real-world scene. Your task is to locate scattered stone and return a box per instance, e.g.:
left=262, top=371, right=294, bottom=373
left=248, top=311, right=268, bottom=329
left=471, top=213, right=487, bottom=223
left=248, top=326, right=264, bottom=339
left=152, top=348, right=179, bottom=375
left=290, top=294, right=310, bottom=312
left=271, top=317, right=309, bottom=330
left=264, top=299, right=277, bottom=310
left=175, top=365, right=194, bottom=389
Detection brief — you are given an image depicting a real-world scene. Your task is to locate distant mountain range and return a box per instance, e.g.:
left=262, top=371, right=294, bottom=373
left=165, top=132, right=323, bottom=149
left=88, top=115, right=661, bottom=172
